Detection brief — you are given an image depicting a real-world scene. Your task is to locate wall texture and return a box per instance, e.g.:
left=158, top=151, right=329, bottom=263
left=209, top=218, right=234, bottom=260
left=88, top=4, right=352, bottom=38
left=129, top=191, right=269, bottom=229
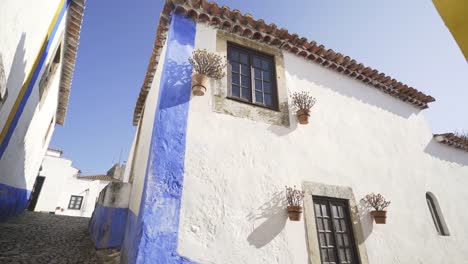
left=171, top=23, right=468, bottom=264
left=89, top=182, right=131, bottom=249
left=0, top=0, right=67, bottom=221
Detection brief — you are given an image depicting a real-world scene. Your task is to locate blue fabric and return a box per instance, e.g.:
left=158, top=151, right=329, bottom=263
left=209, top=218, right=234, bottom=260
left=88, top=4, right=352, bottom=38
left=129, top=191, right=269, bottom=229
left=0, top=183, right=31, bottom=222
left=121, top=13, right=197, bottom=264
left=88, top=204, right=128, bottom=249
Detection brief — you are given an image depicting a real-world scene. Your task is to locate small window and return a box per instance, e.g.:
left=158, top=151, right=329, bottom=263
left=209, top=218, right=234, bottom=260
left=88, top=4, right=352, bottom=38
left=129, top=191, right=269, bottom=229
left=43, top=117, right=54, bottom=147
left=227, top=43, right=278, bottom=109
left=426, top=192, right=450, bottom=236
left=68, top=195, right=83, bottom=210
left=39, top=43, right=61, bottom=105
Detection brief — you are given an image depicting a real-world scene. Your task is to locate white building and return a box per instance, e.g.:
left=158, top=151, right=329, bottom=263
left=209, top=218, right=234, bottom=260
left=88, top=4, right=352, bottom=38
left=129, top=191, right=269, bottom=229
left=0, top=0, right=86, bottom=221
left=29, top=149, right=115, bottom=218
left=89, top=1, right=468, bottom=263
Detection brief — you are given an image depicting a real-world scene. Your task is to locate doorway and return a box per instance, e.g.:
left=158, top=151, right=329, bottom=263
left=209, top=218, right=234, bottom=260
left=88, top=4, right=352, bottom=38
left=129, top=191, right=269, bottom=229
left=27, top=176, right=45, bottom=211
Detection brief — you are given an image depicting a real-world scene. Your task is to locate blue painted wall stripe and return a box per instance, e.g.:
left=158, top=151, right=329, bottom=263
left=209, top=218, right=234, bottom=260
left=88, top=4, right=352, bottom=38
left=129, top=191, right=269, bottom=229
left=0, top=1, right=69, bottom=158
left=122, top=13, right=197, bottom=264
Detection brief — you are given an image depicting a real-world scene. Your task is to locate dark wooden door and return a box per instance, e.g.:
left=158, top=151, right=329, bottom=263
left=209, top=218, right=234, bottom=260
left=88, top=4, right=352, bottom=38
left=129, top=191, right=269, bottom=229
left=27, top=176, right=45, bottom=211
left=313, top=196, right=360, bottom=264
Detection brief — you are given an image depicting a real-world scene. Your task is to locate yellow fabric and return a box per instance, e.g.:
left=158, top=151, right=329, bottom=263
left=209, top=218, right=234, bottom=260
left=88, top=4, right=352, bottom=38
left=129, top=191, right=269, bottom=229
left=433, top=0, right=468, bottom=61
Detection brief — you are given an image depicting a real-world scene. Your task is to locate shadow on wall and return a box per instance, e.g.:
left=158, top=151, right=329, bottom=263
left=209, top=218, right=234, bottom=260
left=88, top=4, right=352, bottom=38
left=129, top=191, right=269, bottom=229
left=424, top=138, right=468, bottom=166
left=246, top=191, right=288, bottom=248
left=353, top=199, right=373, bottom=242
left=285, top=55, right=421, bottom=119
left=159, top=59, right=192, bottom=109
left=0, top=33, right=29, bottom=221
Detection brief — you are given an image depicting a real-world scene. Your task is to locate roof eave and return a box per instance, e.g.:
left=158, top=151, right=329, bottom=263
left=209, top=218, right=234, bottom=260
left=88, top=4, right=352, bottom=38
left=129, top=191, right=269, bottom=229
left=56, top=0, right=86, bottom=125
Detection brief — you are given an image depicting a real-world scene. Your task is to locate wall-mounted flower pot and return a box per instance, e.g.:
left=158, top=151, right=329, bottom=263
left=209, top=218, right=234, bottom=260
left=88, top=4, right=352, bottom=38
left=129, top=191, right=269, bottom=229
left=296, top=109, right=310, bottom=124
left=192, top=73, right=208, bottom=96
left=370, top=210, right=387, bottom=224
left=287, top=205, right=303, bottom=221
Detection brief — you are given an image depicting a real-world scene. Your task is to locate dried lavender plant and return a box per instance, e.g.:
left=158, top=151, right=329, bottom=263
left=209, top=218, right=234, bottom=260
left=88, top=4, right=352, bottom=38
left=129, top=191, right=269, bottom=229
left=285, top=185, right=305, bottom=206
left=454, top=131, right=468, bottom=141
left=291, top=91, right=316, bottom=111
left=363, top=193, right=391, bottom=211
left=188, top=49, right=226, bottom=79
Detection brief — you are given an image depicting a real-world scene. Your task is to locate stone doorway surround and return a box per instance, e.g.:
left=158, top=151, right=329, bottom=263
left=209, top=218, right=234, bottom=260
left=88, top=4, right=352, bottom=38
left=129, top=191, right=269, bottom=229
left=302, top=181, right=369, bottom=264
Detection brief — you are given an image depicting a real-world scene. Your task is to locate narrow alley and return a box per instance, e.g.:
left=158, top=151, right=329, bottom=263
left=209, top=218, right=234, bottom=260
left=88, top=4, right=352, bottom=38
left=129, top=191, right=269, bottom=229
left=0, top=212, right=98, bottom=263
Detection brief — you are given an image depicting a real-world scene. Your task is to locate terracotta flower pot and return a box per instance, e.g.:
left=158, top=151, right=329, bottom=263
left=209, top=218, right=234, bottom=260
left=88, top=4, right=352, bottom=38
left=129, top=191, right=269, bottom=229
left=370, top=210, right=387, bottom=224
left=287, top=205, right=303, bottom=221
left=192, top=73, right=208, bottom=96
left=296, top=109, right=310, bottom=124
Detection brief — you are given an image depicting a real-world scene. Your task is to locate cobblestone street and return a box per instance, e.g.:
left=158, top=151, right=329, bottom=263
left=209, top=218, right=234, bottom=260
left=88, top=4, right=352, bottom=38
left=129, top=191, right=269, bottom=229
left=0, top=212, right=98, bottom=264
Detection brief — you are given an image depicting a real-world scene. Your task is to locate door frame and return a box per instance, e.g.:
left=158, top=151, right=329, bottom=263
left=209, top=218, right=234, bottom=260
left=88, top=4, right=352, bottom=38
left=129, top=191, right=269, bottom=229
left=303, top=181, right=369, bottom=264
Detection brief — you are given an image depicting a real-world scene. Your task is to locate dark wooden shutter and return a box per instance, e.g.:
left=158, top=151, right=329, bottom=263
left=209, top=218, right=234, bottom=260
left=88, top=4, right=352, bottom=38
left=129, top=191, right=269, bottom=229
left=313, top=196, right=360, bottom=264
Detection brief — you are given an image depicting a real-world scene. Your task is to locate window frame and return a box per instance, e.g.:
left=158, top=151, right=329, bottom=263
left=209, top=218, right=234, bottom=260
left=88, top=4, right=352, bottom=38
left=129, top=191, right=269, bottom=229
left=68, top=195, right=83, bottom=210
left=226, top=42, right=279, bottom=111
left=313, top=196, right=361, bottom=264
left=39, top=42, right=62, bottom=107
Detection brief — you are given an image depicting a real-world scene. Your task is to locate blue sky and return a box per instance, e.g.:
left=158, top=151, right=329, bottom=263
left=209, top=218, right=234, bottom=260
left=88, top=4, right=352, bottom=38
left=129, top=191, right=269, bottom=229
left=51, top=0, right=468, bottom=174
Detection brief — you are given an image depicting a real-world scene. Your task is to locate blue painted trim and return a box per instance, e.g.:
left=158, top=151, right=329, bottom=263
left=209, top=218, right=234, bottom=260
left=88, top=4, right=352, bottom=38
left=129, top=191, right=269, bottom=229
left=0, top=1, right=69, bottom=158
left=89, top=204, right=129, bottom=249
left=122, top=13, right=197, bottom=264
left=0, top=183, right=31, bottom=222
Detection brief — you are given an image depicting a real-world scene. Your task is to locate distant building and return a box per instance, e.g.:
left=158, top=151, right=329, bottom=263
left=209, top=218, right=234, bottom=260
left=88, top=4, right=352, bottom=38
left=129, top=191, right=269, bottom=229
left=28, top=149, right=120, bottom=218
left=90, top=1, right=468, bottom=263
left=0, top=0, right=86, bottom=221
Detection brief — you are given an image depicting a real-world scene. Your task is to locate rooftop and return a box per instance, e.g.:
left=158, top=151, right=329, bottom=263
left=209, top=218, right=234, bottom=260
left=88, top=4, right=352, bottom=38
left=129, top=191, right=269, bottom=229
left=133, top=0, right=435, bottom=125
left=434, top=133, right=468, bottom=152
left=56, top=0, right=86, bottom=125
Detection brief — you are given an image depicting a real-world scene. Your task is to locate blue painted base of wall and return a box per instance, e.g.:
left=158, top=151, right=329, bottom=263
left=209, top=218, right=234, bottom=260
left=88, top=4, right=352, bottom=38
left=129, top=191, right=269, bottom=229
left=0, top=183, right=30, bottom=222
left=89, top=204, right=128, bottom=249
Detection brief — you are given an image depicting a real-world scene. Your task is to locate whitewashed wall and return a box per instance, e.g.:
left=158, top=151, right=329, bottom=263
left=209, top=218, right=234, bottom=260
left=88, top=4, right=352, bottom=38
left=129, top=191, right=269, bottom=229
left=0, top=0, right=65, bottom=191
left=174, top=24, right=468, bottom=264
left=35, top=151, right=108, bottom=218
left=125, top=39, right=169, bottom=217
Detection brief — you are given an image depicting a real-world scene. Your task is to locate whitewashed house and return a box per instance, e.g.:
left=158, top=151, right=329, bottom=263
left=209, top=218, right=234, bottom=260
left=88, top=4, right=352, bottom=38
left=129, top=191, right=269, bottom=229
left=0, top=0, right=86, bottom=221
left=89, top=1, right=468, bottom=263
left=29, top=149, right=117, bottom=218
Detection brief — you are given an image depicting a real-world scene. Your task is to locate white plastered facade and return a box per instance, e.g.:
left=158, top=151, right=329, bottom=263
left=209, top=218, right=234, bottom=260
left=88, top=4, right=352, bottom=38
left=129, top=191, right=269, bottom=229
left=34, top=150, right=109, bottom=218
left=0, top=0, right=66, bottom=191
left=172, top=23, right=468, bottom=264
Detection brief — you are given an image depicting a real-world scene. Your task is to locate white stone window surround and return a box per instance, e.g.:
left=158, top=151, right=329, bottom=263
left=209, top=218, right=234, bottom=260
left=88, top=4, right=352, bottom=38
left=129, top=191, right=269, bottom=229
left=303, top=181, right=369, bottom=264
left=214, top=30, right=290, bottom=127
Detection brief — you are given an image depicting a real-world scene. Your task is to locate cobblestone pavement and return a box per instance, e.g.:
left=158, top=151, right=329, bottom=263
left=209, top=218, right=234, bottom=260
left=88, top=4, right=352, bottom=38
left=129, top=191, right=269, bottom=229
left=0, top=211, right=98, bottom=264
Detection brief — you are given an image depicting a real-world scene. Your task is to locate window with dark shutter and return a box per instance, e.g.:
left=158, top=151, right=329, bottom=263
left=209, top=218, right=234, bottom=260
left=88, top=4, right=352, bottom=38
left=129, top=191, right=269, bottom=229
left=313, top=196, right=360, bottom=264
left=68, top=195, right=83, bottom=210
left=227, top=43, right=278, bottom=110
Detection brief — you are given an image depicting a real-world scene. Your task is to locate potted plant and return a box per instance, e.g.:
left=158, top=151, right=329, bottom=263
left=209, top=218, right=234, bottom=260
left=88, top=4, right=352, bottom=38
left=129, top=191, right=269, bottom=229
left=291, top=91, right=316, bottom=124
left=188, top=49, right=226, bottom=96
left=363, top=193, right=391, bottom=224
left=286, top=185, right=305, bottom=221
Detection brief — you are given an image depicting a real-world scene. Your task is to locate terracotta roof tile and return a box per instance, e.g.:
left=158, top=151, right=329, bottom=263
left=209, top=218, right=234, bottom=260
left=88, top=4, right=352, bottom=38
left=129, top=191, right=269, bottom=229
left=132, top=0, right=436, bottom=125
left=56, top=0, right=86, bottom=125
left=77, top=175, right=120, bottom=182
left=434, top=133, right=468, bottom=152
